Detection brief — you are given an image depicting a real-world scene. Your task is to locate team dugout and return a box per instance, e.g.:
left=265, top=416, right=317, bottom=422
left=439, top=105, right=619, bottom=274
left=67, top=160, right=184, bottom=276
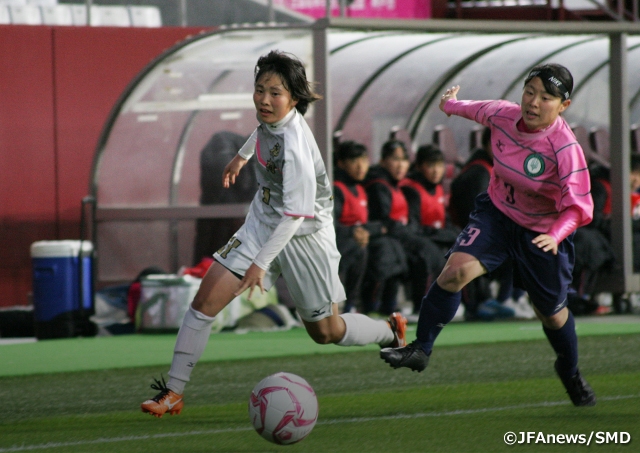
left=91, top=19, right=640, bottom=302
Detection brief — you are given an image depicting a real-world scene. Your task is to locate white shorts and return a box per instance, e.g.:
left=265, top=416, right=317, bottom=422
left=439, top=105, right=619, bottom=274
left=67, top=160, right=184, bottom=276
left=213, top=213, right=346, bottom=322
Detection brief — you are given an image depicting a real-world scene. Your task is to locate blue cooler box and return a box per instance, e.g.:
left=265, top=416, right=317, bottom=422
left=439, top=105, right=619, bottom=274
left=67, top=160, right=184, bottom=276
left=31, top=240, right=95, bottom=339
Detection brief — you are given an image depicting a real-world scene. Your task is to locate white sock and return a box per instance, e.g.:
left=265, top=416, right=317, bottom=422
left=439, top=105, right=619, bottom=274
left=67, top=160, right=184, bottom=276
left=337, top=313, right=394, bottom=347
left=167, top=306, right=215, bottom=394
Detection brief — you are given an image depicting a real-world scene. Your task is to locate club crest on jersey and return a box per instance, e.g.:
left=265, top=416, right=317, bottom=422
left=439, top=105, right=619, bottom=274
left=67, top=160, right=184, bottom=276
left=269, top=143, right=281, bottom=157
left=266, top=159, right=277, bottom=174
left=524, top=153, right=545, bottom=177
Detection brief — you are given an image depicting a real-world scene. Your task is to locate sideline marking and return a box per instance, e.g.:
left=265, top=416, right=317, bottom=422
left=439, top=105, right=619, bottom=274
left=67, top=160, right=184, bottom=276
left=1, top=395, right=637, bottom=452
left=0, top=338, right=36, bottom=346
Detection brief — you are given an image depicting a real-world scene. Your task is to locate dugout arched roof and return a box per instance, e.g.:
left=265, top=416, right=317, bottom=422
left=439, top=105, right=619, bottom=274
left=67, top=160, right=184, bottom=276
left=91, top=19, right=640, bottom=293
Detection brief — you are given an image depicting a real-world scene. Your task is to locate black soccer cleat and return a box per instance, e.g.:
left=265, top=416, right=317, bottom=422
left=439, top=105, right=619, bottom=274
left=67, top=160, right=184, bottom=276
left=554, top=360, right=596, bottom=407
left=380, top=341, right=430, bottom=372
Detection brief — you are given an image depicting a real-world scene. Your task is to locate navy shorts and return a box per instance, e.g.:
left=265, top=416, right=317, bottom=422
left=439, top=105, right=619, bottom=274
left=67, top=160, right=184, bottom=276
left=448, top=192, right=575, bottom=316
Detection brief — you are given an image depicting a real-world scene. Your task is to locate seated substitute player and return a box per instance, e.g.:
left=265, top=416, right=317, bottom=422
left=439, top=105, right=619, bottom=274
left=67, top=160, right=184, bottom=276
left=334, top=140, right=408, bottom=314
left=381, top=63, right=597, bottom=407
left=400, top=144, right=460, bottom=248
left=568, top=163, right=614, bottom=315
left=448, top=127, right=493, bottom=230
left=141, top=50, right=407, bottom=418
left=365, top=140, right=445, bottom=314
left=631, top=155, right=640, bottom=272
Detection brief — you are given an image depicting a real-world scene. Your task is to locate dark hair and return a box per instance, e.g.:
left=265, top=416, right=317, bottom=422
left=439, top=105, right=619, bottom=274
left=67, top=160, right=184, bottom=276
left=631, top=154, right=640, bottom=173
left=380, top=140, right=409, bottom=160
left=254, top=50, right=321, bottom=116
left=524, top=63, right=573, bottom=100
left=336, top=140, right=367, bottom=162
left=415, top=144, right=444, bottom=166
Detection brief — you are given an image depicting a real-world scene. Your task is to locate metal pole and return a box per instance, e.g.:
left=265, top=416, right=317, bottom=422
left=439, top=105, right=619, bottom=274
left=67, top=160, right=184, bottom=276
left=326, top=0, right=331, bottom=18
left=268, top=0, right=275, bottom=22
left=558, top=0, right=565, bottom=21
left=180, top=0, right=187, bottom=27
left=339, top=0, right=346, bottom=17
left=312, top=22, right=333, bottom=181
left=609, top=33, right=639, bottom=297
left=617, top=0, right=623, bottom=20
left=85, top=0, right=92, bottom=26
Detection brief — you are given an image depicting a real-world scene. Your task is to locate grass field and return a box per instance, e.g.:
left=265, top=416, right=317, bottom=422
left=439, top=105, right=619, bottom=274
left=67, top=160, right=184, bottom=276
left=1, top=320, right=639, bottom=452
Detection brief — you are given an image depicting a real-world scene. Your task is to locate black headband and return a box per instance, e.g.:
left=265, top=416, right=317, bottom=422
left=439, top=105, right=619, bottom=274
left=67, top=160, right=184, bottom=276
left=528, top=70, right=570, bottom=100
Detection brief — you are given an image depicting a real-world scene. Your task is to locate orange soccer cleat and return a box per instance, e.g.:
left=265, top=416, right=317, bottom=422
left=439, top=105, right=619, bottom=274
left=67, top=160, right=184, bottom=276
left=141, top=376, right=184, bottom=418
left=388, top=312, right=408, bottom=348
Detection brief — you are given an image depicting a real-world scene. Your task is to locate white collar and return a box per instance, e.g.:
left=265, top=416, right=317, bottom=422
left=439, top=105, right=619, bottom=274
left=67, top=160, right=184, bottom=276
left=258, top=108, right=297, bottom=133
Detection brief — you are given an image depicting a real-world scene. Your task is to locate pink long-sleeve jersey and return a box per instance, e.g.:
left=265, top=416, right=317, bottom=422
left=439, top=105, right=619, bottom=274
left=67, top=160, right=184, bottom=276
left=444, top=99, right=593, bottom=236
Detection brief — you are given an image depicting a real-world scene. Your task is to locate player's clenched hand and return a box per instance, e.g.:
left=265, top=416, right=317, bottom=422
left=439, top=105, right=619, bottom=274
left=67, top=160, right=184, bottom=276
left=235, top=263, right=266, bottom=300
left=353, top=226, right=370, bottom=248
left=222, top=155, right=248, bottom=188
left=532, top=234, right=558, bottom=255
left=439, top=85, right=460, bottom=116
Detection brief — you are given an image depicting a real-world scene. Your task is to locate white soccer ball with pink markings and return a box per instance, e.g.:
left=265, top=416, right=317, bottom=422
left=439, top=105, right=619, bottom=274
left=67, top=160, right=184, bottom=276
left=248, top=372, right=319, bottom=445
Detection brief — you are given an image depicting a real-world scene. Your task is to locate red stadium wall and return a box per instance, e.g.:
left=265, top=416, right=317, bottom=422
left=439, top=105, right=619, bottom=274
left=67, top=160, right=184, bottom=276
left=0, top=25, right=209, bottom=308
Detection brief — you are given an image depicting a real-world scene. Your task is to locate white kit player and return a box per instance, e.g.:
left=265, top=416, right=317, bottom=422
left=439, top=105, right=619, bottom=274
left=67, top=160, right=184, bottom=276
left=141, top=50, right=407, bottom=418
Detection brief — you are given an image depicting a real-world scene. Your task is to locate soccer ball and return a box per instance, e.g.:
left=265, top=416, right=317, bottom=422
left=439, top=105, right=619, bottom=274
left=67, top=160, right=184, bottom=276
left=248, top=372, right=319, bottom=445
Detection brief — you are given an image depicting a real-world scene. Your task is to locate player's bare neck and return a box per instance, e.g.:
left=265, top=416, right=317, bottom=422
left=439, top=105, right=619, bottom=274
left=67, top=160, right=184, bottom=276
left=517, top=118, right=547, bottom=134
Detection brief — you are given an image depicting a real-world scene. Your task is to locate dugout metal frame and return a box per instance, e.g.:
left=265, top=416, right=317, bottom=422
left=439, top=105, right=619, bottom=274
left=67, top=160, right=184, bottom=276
left=310, top=17, right=640, bottom=299
left=91, top=17, right=640, bottom=300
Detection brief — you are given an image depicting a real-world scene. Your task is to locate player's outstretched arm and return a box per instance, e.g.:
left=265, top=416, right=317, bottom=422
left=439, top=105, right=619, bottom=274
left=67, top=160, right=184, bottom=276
left=222, top=154, right=248, bottom=188
left=439, top=85, right=460, bottom=116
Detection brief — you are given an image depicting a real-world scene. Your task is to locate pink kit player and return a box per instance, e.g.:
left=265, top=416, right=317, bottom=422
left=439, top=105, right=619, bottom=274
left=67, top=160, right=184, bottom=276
left=381, top=63, right=596, bottom=407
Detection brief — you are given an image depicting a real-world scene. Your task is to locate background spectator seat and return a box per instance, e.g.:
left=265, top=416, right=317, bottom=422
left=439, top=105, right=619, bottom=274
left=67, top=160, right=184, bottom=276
left=26, top=0, right=57, bottom=6
left=572, top=124, right=609, bottom=168
left=95, top=6, right=131, bottom=27
left=8, top=4, right=42, bottom=24
left=70, top=4, right=99, bottom=25
left=468, top=125, right=484, bottom=152
left=433, top=124, right=464, bottom=167
left=128, top=5, right=162, bottom=27
left=41, top=4, right=72, bottom=25
left=589, top=126, right=610, bottom=162
left=0, top=5, right=10, bottom=23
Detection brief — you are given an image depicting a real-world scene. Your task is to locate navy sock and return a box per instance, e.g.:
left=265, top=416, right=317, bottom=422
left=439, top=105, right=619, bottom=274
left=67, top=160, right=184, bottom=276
left=543, top=311, right=578, bottom=379
left=415, top=282, right=461, bottom=355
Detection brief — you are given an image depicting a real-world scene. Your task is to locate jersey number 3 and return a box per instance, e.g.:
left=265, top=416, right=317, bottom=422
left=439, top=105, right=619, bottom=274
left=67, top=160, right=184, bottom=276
left=459, top=227, right=481, bottom=246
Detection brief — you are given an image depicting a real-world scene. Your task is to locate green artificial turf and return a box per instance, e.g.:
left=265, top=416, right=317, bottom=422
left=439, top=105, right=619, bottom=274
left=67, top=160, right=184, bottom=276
left=1, top=332, right=639, bottom=452
left=3, top=316, right=640, bottom=377
left=2, top=376, right=638, bottom=453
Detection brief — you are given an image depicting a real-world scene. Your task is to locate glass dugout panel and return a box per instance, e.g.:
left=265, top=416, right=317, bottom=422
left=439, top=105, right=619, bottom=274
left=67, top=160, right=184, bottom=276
left=414, top=35, right=596, bottom=158
left=341, top=34, right=520, bottom=161
left=92, top=27, right=639, bottom=284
